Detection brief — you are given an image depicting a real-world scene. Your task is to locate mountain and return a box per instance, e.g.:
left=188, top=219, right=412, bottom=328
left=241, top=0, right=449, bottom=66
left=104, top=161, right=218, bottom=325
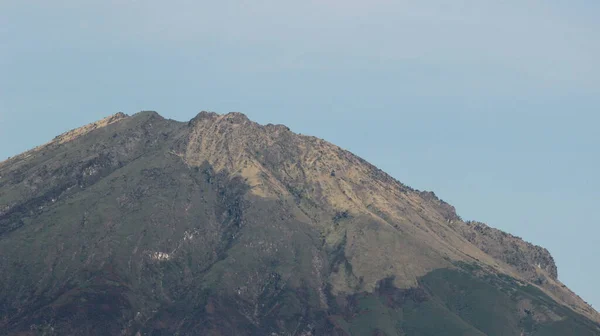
left=0, top=111, right=598, bottom=336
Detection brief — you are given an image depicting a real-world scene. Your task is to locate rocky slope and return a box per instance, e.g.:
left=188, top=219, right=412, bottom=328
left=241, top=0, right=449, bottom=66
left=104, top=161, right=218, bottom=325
left=0, top=111, right=598, bottom=335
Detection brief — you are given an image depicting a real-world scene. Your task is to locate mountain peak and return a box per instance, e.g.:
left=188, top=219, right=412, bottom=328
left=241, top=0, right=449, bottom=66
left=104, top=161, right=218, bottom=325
left=188, top=111, right=251, bottom=128
left=223, top=111, right=250, bottom=122
left=1, top=110, right=599, bottom=335
left=188, top=110, right=218, bottom=125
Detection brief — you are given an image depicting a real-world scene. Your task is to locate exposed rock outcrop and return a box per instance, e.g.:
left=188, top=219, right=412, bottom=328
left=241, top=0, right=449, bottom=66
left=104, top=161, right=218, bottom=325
left=449, top=220, right=558, bottom=282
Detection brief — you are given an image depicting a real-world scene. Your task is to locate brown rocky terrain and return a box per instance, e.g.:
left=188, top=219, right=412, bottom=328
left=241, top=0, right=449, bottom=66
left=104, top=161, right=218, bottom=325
left=0, top=111, right=598, bottom=335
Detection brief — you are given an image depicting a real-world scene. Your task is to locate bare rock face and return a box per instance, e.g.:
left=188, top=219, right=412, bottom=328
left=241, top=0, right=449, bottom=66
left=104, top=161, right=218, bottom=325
left=449, top=220, right=558, bottom=281
left=417, top=190, right=462, bottom=222
left=0, top=111, right=598, bottom=335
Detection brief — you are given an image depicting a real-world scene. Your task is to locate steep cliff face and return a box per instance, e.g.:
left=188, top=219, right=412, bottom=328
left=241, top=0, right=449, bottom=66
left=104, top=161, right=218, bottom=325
left=0, top=111, right=598, bottom=335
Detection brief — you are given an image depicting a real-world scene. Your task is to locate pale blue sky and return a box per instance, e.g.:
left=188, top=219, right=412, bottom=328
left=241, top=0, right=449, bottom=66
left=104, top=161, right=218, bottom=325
left=1, top=1, right=599, bottom=308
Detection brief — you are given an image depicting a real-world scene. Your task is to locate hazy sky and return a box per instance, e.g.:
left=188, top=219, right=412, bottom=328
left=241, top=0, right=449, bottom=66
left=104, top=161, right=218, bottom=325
left=1, top=1, right=599, bottom=308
